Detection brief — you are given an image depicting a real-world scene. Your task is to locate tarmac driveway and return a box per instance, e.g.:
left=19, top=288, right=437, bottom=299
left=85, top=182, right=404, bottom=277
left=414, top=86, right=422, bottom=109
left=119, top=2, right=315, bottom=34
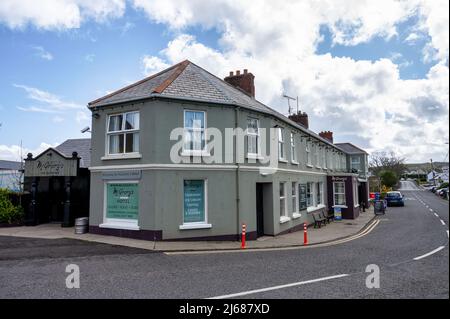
left=0, top=235, right=155, bottom=261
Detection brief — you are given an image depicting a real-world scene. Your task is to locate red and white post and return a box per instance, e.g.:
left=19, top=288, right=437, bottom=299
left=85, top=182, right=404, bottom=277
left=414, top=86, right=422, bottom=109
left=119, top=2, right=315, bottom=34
left=241, top=223, right=246, bottom=249
left=303, top=222, right=308, bottom=245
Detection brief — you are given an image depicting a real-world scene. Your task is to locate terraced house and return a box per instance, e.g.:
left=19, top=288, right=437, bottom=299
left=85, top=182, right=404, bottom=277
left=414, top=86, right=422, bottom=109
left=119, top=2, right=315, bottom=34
left=87, top=60, right=369, bottom=241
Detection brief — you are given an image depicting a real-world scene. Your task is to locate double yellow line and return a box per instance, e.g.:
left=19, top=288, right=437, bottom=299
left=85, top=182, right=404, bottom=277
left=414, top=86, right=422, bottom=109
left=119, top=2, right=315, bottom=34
left=165, top=218, right=380, bottom=255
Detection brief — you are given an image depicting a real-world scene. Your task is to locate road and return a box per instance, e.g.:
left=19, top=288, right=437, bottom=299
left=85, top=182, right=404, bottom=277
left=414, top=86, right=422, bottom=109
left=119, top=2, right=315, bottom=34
left=0, top=185, right=448, bottom=299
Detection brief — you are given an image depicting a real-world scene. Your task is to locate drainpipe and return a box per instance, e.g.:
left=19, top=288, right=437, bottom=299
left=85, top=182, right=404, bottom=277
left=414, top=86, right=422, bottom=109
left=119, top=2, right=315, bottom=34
left=235, top=106, right=241, bottom=239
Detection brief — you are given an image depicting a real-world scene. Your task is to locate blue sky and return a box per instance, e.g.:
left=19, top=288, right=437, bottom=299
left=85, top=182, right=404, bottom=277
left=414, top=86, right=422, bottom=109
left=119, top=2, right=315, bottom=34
left=0, top=1, right=448, bottom=163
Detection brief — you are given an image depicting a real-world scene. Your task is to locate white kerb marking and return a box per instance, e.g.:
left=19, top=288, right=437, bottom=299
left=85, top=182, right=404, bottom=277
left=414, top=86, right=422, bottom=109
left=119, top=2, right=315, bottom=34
left=440, top=219, right=446, bottom=226
left=413, top=246, right=445, bottom=261
left=208, top=274, right=350, bottom=299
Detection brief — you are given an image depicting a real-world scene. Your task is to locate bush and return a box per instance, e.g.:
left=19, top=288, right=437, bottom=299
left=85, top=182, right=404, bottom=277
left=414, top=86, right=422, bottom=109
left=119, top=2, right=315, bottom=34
left=438, top=182, right=449, bottom=189
left=380, top=170, right=398, bottom=188
left=0, top=189, right=24, bottom=224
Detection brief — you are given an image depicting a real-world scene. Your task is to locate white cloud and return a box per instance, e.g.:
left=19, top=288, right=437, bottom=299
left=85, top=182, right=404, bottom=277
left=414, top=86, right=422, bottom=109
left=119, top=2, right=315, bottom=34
left=135, top=1, right=448, bottom=162
left=404, top=32, right=421, bottom=44
left=52, top=116, right=65, bottom=123
left=0, top=142, right=57, bottom=161
left=0, top=0, right=125, bottom=30
left=14, top=84, right=83, bottom=110
left=85, top=53, right=95, bottom=62
left=31, top=45, right=53, bottom=60
left=76, top=111, right=89, bottom=124
left=142, top=55, right=170, bottom=75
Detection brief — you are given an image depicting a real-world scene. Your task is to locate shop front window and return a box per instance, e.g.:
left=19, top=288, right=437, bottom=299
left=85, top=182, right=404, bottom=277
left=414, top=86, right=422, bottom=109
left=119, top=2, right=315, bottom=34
left=333, top=182, right=346, bottom=206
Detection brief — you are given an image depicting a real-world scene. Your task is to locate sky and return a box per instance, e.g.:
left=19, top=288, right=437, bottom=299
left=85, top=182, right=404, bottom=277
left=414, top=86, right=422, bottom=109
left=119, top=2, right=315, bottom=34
left=0, top=0, right=448, bottom=164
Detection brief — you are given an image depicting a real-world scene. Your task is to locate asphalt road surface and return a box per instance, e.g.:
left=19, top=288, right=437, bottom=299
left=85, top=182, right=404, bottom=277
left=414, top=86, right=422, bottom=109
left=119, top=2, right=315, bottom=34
left=0, top=186, right=448, bottom=299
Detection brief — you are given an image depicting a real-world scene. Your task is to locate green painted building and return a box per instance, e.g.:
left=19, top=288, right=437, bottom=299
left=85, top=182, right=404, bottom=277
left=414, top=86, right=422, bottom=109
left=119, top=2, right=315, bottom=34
left=87, top=60, right=368, bottom=241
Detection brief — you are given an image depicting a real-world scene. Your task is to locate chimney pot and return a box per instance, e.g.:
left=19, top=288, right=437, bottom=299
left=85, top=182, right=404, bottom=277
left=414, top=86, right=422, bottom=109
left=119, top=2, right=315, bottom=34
left=288, top=111, right=309, bottom=129
left=319, top=131, right=334, bottom=143
left=224, top=68, right=255, bottom=97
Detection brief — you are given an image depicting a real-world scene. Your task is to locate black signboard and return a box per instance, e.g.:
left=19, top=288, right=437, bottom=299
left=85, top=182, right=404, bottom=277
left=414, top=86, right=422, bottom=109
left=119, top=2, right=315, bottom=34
left=298, top=184, right=307, bottom=211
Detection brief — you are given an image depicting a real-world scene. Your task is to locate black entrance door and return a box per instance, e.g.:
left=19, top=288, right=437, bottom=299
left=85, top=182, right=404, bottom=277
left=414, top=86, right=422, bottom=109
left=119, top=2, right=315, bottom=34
left=49, top=177, right=65, bottom=222
left=256, top=183, right=264, bottom=237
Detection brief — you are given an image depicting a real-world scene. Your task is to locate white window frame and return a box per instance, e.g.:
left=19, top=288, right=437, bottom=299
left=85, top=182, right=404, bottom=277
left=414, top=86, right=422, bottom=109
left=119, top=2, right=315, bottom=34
left=315, top=145, right=321, bottom=168
left=351, top=156, right=361, bottom=172
left=182, top=110, right=207, bottom=156
left=353, top=182, right=360, bottom=208
left=105, top=111, right=140, bottom=157
left=306, top=142, right=312, bottom=166
left=306, top=182, right=314, bottom=207
left=317, top=182, right=324, bottom=205
left=278, top=128, right=286, bottom=161
left=323, top=148, right=327, bottom=169
left=291, top=181, right=298, bottom=214
left=180, top=179, right=212, bottom=230
left=333, top=181, right=346, bottom=206
left=290, top=132, right=298, bottom=164
left=100, top=180, right=140, bottom=230
left=279, top=182, right=290, bottom=223
left=246, top=117, right=260, bottom=157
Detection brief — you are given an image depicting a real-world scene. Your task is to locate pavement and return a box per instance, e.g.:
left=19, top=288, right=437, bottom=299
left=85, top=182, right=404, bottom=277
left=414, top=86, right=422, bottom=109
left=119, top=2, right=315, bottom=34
left=0, top=207, right=375, bottom=252
left=0, top=183, right=448, bottom=298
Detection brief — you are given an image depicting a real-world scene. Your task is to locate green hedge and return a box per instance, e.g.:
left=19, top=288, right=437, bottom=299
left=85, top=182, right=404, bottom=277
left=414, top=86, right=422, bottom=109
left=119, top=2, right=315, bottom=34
left=0, top=189, right=24, bottom=224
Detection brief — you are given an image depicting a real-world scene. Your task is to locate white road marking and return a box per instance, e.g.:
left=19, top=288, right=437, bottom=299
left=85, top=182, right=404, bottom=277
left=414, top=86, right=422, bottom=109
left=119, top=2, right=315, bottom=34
left=447, top=231, right=449, bottom=238
left=429, top=208, right=433, bottom=212
left=434, top=213, right=439, bottom=217
left=440, top=219, right=446, bottom=226
left=413, top=246, right=446, bottom=261
left=208, top=274, right=350, bottom=299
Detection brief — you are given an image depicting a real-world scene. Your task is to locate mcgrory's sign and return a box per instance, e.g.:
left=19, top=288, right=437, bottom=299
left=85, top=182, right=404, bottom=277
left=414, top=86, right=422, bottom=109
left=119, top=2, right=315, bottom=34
left=24, top=149, right=78, bottom=177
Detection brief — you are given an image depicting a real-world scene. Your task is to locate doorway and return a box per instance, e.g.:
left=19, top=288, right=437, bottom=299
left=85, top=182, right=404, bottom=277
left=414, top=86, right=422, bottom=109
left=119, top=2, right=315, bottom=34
left=48, top=177, right=65, bottom=222
left=256, top=183, right=265, bottom=237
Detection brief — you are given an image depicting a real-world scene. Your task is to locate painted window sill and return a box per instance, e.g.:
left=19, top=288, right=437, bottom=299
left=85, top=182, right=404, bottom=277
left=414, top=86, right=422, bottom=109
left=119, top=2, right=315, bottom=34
left=292, top=213, right=302, bottom=219
left=279, top=216, right=291, bottom=224
left=246, top=154, right=264, bottom=160
left=179, top=223, right=212, bottom=230
left=332, top=205, right=348, bottom=208
left=99, top=222, right=140, bottom=231
left=306, top=164, right=313, bottom=168
left=307, top=205, right=326, bottom=213
left=181, top=151, right=211, bottom=157
left=101, top=153, right=142, bottom=161
left=291, top=160, right=299, bottom=165
left=278, top=158, right=288, bottom=163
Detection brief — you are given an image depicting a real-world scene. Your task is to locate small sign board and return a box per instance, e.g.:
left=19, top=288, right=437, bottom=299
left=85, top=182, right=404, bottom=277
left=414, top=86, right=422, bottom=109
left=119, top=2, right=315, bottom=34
left=24, top=149, right=78, bottom=177
left=102, top=170, right=142, bottom=180
left=334, top=207, right=342, bottom=220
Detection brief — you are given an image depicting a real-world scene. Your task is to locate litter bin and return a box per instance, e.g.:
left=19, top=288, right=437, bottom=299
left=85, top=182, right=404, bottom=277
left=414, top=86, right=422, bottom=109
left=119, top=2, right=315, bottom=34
left=374, top=200, right=386, bottom=215
left=74, top=217, right=89, bottom=234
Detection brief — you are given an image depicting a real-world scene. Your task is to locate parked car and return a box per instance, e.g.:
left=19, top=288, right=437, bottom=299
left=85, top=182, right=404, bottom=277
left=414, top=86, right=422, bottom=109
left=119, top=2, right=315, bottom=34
left=385, top=191, right=405, bottom=207
left=437, top=188, right=448, bottom=198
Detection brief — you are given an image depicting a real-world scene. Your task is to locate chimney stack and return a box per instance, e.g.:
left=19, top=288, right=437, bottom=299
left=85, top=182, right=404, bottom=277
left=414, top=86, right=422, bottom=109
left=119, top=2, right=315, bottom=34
left=224, top=69, right=255, bottom=97
left=288, top=111, right=309, bottom=129
left=319, top=131, right=334, bottom=143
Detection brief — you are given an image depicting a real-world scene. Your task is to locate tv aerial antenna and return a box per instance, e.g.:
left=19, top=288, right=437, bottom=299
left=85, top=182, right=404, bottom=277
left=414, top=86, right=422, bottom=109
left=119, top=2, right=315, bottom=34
left=282, top=94, right=299, bottom=115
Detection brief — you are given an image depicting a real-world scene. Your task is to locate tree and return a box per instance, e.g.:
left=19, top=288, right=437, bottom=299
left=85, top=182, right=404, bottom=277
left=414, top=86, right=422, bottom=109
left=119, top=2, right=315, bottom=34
left=369, top=151, right=407, bottom=178
left=380, top=170, right=398, bottom=188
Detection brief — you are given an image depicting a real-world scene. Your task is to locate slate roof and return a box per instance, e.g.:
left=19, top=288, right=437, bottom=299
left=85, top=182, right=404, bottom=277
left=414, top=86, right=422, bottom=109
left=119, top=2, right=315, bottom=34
left=0, top=160, right=22, bottom=171
left=87, top=60, right=356, bottom=152
left=335, top=143, right=368, bottom=155
left=55, top=138, right=91, bottom=168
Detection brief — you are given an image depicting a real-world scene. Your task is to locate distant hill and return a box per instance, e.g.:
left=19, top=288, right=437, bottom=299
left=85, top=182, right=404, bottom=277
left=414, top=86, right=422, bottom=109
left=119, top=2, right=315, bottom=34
left=405, top=162, right=449, bottom=173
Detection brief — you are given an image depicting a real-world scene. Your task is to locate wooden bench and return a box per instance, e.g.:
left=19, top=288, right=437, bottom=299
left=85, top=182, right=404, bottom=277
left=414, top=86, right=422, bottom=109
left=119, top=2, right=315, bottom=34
left=322, top=211, right=334, bottom=223
left=312, top=212, right=326, bottom=228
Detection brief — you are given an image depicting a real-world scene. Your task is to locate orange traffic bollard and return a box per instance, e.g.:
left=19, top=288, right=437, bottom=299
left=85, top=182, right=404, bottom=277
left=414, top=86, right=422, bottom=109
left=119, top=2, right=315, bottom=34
left=303, top=222, right=308, bottom=245
left=241, top=223, right=246, bottom=249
